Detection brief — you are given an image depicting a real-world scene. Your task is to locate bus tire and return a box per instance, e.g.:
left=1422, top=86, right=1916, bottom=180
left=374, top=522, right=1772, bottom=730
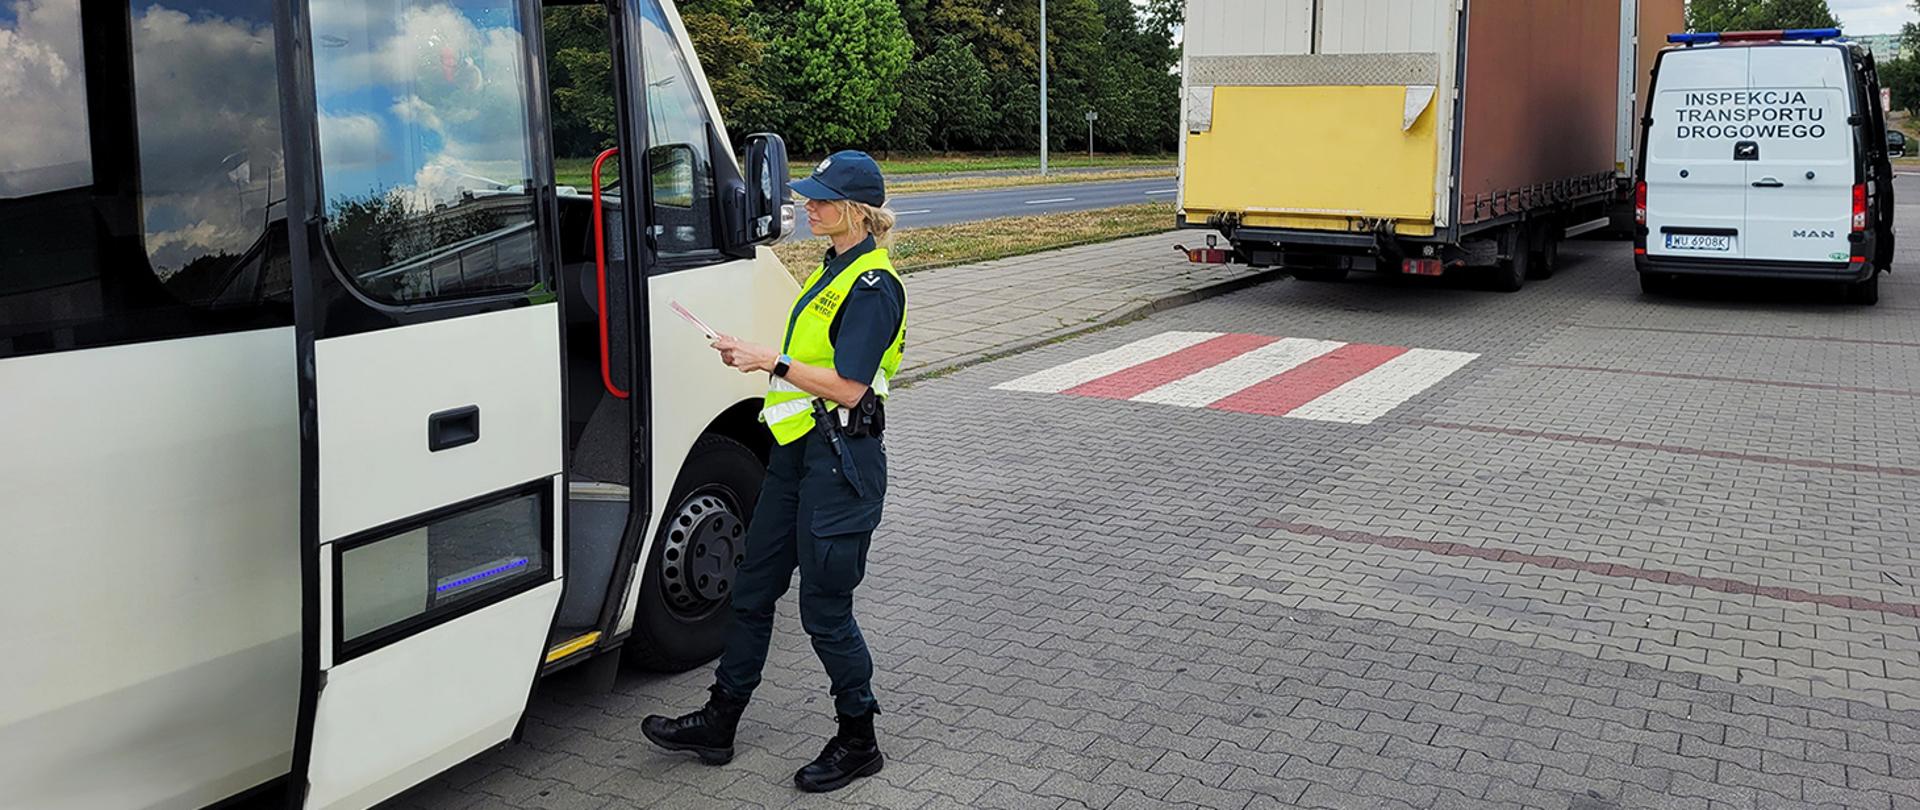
left=627, top=434, right=765, bottom=673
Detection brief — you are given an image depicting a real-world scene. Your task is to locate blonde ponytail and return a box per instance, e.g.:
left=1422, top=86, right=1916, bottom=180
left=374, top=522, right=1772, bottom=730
left=849, top=201, right=896, bottom=245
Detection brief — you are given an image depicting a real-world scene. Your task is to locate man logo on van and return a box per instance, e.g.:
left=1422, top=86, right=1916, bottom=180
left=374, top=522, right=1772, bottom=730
left=1793, top=229, right=1838, bottom=239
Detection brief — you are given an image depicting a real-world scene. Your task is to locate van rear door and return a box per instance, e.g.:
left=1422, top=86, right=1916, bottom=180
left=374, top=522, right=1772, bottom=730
left=1646, top=46, right=1751, bottom=261
left=1741, top=45, right=1855, bottom=265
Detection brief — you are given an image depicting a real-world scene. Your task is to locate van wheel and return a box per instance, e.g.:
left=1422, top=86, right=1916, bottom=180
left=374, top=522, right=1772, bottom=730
left=626, top=434, right=764, bottom=673
left=1846, top=272, right=1880, bottom=306
left=1640, top=272, right=1673, bottom=296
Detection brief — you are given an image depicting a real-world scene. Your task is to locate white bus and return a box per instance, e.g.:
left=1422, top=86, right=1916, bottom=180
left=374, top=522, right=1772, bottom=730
left=0, top=0, right=799, bottom=807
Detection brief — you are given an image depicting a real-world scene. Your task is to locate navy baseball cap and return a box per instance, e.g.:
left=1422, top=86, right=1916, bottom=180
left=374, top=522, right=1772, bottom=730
left=792, top=150, right=887, bottom=207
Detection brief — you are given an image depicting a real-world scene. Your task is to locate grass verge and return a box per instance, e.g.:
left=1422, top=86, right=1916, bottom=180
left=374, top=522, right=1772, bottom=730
left=772, top=202, right=1175, bottom=282
left=889, top=167, right=1172, bottom=194
left=555, top=157, right=615, bottom=190
left=853, top=153, right=1175, bottom=177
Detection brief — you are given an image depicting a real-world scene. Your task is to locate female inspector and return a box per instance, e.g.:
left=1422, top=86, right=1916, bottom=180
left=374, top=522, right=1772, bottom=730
left=641, top=150, right=905, bottom=794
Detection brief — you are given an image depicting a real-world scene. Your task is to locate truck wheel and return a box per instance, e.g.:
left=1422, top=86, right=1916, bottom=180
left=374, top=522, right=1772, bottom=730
left=1846, top=272, right=1880, bottom=306
left=1528, top=233, right=1560, bottom=280
left=1490, top=245, right=1528, bottom=293
left=626, top=434, right=764, bottom=673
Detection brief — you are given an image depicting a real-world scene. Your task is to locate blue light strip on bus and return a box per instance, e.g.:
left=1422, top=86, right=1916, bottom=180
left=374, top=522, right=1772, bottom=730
left=435, top=557, right=530, bottom=594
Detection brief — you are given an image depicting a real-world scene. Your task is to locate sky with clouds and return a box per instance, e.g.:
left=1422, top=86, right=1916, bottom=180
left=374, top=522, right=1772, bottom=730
left=1833, top=0, right=1918, bottom=33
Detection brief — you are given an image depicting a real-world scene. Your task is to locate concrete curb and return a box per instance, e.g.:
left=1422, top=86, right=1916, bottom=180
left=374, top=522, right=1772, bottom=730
left=896, top=266, right=1291, bottom=386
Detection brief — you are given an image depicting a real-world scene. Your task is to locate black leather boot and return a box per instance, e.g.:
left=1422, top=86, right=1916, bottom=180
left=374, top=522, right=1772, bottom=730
left=640, top=687, right=748, bottom=765
left=793, top=712, right=884, bottom=793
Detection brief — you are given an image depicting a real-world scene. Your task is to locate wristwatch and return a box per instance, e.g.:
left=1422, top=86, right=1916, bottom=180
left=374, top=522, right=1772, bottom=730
left=772, top=354, right=792, bottom=378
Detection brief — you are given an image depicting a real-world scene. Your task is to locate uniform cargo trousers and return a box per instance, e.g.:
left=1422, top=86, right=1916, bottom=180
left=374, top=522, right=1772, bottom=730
left=714, top=426, right=885, bottom=718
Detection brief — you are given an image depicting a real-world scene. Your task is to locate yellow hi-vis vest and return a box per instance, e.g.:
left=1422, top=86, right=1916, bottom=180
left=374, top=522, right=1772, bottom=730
left=759, top=249, right=906, bottom=445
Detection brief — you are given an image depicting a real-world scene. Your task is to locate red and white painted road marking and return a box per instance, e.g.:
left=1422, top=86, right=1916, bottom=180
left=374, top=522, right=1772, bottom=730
left=996, top=331, right=1478, bottom=425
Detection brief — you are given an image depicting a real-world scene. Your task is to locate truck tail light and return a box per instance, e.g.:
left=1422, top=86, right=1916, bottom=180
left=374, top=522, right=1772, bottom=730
left=1401, top=258, right=1444, bottom=276
left=1853, top=183, right=1868, bottom=232
left=1635, top=181, right=1647, bottom=226
left=1177, top=244, right=1232, bottom=264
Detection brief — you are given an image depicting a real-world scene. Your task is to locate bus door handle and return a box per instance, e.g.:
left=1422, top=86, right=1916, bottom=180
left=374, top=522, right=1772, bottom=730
left=428, top=406, right=480, bottom=452
left=1752, top=177, right=1784, bottom=188
left=590, top=147, right=630, bottom=400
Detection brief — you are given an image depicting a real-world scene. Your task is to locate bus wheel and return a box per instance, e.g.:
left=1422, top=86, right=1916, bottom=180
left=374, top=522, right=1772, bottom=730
left=628, top=434, right=764, bottom=672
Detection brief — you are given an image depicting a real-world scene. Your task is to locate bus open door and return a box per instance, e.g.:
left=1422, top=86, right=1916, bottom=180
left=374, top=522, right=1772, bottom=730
left=276, top=0, right=568, bottom=806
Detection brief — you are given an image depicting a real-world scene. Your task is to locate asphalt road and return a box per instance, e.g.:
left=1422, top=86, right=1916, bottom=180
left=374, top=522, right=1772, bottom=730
left=788, top=176, right=1176, bottom=239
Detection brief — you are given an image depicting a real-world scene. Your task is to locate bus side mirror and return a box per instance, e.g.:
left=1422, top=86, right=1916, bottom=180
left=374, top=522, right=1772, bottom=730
left=743, top=133, right=791, bottom=245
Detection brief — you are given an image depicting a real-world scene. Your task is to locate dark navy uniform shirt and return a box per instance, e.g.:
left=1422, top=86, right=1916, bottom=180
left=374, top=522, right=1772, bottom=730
left=785, top=235, right=905, bottom=387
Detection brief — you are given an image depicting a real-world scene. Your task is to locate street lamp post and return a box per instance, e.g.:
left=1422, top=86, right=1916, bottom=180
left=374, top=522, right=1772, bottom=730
left=1087, top=109, right=1097, bottom=158
left=1039, top=0, right=1048, bottom=175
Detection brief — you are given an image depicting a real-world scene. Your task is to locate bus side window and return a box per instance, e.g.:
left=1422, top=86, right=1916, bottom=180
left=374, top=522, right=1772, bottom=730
left=0, top=0, right=290, bottom=359
left=636, top=0, right=719, bottom=265
left=309, top=0, right=545, bottom=303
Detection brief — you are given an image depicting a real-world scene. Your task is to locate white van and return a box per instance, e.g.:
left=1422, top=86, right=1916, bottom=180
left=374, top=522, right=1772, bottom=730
left=1635, top=29, right=1895, bottom=304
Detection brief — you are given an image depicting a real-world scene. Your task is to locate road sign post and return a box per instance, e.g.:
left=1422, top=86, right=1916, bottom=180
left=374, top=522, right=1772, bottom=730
left=1086, top=110, right=1097, bottom=158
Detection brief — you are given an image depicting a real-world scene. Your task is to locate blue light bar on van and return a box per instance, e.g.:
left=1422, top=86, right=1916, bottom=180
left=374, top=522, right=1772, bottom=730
left=1668, top=28, right=1843, bottom=45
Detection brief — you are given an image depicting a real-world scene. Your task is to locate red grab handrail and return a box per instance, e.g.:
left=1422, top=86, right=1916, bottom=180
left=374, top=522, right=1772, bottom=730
left=590, top=147, right=630, bottom=400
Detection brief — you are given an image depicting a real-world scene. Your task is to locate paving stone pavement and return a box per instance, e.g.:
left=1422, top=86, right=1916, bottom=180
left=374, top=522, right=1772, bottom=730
left=389, top=185, right=1920, bottom=809
left=894, top=231, right=1280, bottom=382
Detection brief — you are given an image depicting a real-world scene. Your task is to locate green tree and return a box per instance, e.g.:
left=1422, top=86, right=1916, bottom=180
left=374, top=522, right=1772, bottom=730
left=768, top=0, right=915, bottom=153
left=679, top=0, right=776, bottom=136
left=883, top=79, right=936, bottom=152
left=895, top=36, right=994, bottom=151
left=1143, top=0, right=1184, bottom=39
left=1085, top=0, right=1179, bottom=152
left=545, top=7, right=618, bottom=157
left=998, top=0, right=1102, bottom=152
left=1902, top=1, right=1920, bottom=53
left=925, top=0, right=1034, bottom=74
left=1686, top=0, right=1839, bottom=32
left=992, top=74, right=1040, bottom=150
left=1882, top=57, right=1920, bottom=115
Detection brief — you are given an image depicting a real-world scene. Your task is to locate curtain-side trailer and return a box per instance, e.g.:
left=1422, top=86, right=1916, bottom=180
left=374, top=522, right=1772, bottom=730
left=1178, top=0, right=1680, bottom=292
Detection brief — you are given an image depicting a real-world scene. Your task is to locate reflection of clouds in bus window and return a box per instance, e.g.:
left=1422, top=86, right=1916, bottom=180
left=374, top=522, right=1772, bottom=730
left=129, top=2, right=282, bottom=275
left=313, top=0, right=533, bottom=209
left=0, top=0, right=93, bottom=198
left=317, top=113, right=389, bottom=171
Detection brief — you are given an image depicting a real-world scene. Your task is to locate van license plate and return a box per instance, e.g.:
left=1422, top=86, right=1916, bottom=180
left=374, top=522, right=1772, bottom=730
left=1665, top=233, right=1731, bottom=252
